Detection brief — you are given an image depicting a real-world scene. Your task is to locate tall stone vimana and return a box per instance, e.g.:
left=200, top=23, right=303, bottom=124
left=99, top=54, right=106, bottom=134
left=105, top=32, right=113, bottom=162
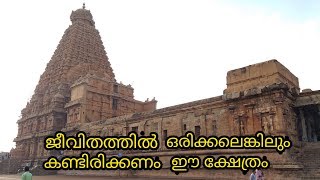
left=8, top=4, right=320, bottom=179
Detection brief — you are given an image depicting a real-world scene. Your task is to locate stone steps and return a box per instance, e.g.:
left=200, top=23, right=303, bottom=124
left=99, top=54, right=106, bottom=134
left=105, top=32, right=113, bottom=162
left=296, top=142, right=320, bottom=179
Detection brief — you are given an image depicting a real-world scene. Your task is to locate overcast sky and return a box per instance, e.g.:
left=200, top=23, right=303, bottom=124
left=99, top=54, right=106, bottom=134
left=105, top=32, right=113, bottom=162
left=1, top=0, right=320, bottom=152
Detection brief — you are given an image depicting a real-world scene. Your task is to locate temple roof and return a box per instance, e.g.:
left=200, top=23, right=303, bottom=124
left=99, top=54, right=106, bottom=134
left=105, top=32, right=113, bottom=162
left=70, top=3, right=95, bottom=26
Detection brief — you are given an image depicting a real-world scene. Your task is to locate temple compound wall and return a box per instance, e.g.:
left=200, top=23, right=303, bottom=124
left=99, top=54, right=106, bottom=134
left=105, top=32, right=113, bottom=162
left=10, top=5, right=320, bottom=179
left=60, top=60, right=312, bottom=179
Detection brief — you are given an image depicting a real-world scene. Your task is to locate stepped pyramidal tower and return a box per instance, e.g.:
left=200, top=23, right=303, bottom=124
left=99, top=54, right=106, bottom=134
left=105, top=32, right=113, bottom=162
left=12, top=4, right=157, bottom=163
left=9, top=4, right=320, bottom=179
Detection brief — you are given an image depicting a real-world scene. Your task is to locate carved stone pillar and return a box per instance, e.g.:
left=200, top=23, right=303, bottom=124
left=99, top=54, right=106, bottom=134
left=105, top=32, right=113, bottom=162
left=308, top=113, right=317, bottom=142
left=299, top=109, right=308, bottom=141
left=228, top=105, right=236, bottom=135
left=37, top=139, right=43, bottom=158
left=306, top=114, right=314, bottom=142
left=261, top=116, right=269, bottom=134
left=233, top=116, right=240, bottom=135
left=201, top=115, right=207, bottom=136
left=269, top=112, right=276, bottom=134
left=245, top=104, right=255, bottom=134
left=275, top=106, right=285, bottom=134
left=180, top=115, right=184, bottom=136
left=239, top=118, right=245, bottom=136
left=254, top=113, right=262, bottom=132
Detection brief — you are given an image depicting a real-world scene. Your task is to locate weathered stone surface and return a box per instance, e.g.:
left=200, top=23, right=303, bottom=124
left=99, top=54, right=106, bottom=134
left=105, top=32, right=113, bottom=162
left=225, top=59, right=300, bottom=94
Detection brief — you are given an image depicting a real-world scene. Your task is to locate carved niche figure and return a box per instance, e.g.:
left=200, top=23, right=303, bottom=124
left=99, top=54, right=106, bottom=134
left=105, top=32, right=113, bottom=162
left=240, top=119, right=245, bottom=135
left=261, top=115, right=274, bottom=134
left=32, top=120, right=37, bottom=132
left=262, top=116, right=269, bottom=134
left=47, top=116, right=53, bottom=129
left=28, top=122, right=32, bottom=133
left=212, top=119, right=217, bottom=135
left=234, top=116, right=246, bottom=135
left=40, top=118, right=46, bottom=131
left=269, top=115, right=274, bottom=132
left=212, top=119, right=217, bottom=134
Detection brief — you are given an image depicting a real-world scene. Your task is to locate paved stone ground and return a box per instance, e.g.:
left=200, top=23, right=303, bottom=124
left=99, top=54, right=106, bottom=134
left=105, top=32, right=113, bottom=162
left=0, top=175, right=172, bottom=180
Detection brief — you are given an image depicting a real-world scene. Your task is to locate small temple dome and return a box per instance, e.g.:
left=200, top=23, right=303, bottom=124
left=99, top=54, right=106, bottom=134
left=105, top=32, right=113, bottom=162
left=70, top=3, right=95, bottom=26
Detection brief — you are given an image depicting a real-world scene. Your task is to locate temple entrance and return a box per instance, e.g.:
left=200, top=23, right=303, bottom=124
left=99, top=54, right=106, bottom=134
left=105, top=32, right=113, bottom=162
left=296, top=105, right=320, bottom=142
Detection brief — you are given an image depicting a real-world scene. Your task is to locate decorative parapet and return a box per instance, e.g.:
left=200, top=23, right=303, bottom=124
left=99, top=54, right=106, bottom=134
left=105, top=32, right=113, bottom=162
left=295, top=90, right=320, bottom=107
left=223, top=82, right=294, bottom=101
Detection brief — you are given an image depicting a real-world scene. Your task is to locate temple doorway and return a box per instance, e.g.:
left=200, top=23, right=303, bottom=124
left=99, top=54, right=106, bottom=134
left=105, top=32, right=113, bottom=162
left=296, top=105, right=320, bottom=142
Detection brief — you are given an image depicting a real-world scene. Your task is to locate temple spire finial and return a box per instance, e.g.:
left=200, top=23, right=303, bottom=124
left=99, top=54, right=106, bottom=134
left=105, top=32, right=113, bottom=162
left=83, top=3, right=86, bottom=9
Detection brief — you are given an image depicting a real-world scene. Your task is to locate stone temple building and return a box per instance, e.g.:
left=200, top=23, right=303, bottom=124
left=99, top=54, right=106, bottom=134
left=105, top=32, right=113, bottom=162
left=0, top=152, right=9, bottom=162
left=7, top=5, right=320, bottom=179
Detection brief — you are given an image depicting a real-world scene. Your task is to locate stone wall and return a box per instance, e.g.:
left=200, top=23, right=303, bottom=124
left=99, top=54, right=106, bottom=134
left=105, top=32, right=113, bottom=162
left=225, top=59, right=299, bottom=94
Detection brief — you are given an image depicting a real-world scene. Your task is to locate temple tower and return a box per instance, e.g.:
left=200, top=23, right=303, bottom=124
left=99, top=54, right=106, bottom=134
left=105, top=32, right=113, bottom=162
left=12, top=5, right=156, bottom=163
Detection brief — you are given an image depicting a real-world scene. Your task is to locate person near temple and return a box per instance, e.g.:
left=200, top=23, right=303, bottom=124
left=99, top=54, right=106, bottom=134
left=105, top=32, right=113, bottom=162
left=21, top=166, right=32, bottom=180
left=255, top=168, right=264, bottom=180
left=249, top=169, right=256, bottom=180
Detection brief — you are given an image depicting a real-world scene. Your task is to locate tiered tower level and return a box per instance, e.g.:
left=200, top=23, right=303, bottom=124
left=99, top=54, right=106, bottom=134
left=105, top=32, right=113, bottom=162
left=11, top=5, right=320, bottom=179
